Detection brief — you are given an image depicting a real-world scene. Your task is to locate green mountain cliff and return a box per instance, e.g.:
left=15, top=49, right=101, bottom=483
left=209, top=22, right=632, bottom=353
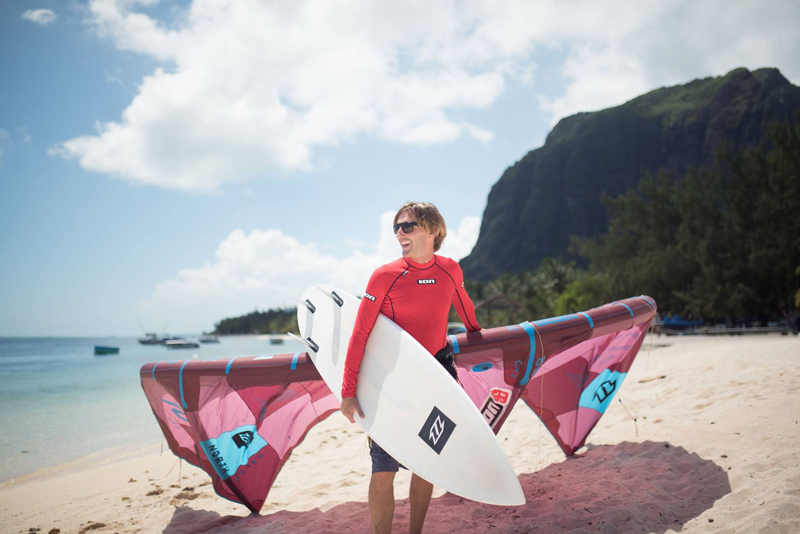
left=460, top=67, right=800, bottom=281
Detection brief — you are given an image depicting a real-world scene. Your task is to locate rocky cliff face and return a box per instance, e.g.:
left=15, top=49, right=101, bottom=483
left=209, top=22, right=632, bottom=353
left=460, top=68, right=800, bottom=281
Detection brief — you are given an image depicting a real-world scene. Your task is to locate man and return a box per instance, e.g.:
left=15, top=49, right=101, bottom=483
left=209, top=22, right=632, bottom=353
left=340, top=201, right=481, bottom=534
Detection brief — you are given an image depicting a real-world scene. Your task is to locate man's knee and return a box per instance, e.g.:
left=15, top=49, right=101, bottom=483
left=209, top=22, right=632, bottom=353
left=409, top=473, right=433, bottom=495
left=371, top=471, right=396, bottom=493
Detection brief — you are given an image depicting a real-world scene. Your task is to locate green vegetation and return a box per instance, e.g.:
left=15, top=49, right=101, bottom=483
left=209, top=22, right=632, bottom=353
left=466, top=117, right=800, bottom=327
left=461, top=259, right=590, bottom=326
left=214, top=308, right=297, bottom=335
left=541, top=69, right=760, bottom=149
left=631, top=69, right=741, bottom=126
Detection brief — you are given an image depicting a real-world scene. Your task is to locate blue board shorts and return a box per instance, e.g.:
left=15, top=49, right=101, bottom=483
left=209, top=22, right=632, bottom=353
left=369, top=437, right=406, bottom=473
left=368, top=343, right=458, bottom=474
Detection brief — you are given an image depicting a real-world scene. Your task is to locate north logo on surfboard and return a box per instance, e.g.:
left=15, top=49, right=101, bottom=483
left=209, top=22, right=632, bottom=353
left=480, top=388, right=511, bottom=429
left=418, top=406, right=455, bottom=454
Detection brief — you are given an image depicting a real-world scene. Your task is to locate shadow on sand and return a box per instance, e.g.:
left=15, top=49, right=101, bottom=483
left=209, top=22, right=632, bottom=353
left=163, top=440, right=731, bottom=533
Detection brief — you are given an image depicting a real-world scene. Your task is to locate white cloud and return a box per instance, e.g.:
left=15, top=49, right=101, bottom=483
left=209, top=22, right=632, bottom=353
left=22, top=9, right=57, bottom=25
left=140, top=212, right=480, bottom=331
left=538, top=0, right=800, bottom=123
left=103, top=68, right=124, bottom=86
left=18, top=127, right=32, bottom=145
left=54, top=0, right=536, bottom=192
left=342, top=237, right=368, bottom=249
left=55, top=0, right=800, bottom=192
left=438, top=215, right=481, bottom=262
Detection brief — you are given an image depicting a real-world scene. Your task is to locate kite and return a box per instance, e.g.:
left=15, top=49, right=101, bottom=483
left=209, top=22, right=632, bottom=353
left=140, top=295, right=656, bottom=513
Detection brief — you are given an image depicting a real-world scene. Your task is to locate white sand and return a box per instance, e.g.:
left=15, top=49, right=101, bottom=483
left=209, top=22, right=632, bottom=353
left=2, top=335, right=798, bottom=534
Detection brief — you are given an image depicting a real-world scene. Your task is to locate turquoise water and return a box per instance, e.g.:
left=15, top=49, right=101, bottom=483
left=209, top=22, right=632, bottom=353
left=0, top=336, right=305, bottom=483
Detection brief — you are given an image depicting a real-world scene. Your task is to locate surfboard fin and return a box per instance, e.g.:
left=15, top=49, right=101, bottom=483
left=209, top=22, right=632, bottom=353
left=287, top=332, right=319, bottom=353
left=290, top=295, right=316, bottom=314
left=317, top=287, right=344, bottom=307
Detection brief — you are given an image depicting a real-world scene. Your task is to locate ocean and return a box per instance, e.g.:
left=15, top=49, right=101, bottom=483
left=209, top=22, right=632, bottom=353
left=0, top=335, right=305, bottom=483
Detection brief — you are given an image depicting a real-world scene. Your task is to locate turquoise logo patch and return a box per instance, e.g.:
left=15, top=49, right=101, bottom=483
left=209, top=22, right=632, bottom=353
left=199, top=425, right=267, bottom=480
left=579, top=370, right=627, bottom=414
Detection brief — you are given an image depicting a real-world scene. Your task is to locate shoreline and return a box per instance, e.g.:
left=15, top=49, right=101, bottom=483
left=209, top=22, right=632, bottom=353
left=0, top=441, right=163, bottom=489
left=3, top=335, right=799, bottom=533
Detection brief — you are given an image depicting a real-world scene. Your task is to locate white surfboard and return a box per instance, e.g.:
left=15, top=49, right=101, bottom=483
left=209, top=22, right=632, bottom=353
left=296, top=285, right=525, bottom=506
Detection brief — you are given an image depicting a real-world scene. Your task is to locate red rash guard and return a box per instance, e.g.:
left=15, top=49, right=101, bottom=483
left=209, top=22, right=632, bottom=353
left=341, top=254, right=480, bottom=398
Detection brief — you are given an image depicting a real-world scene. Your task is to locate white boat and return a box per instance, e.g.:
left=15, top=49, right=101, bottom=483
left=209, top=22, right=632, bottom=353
left=138, top=333, right=162, bottom=345
left=165, top=339, right=200, bottom=349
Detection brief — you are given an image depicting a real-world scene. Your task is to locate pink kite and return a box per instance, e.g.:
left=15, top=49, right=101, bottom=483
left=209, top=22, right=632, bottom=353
left=140, top=295, right=656, bottom=513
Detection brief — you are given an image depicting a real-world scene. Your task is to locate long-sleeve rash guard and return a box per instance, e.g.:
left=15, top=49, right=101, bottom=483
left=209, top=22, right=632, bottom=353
left=341, top=254, right=480, bottom=398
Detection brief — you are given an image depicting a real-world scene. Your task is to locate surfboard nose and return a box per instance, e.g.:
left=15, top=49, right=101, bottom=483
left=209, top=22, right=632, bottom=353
left=490, top=478, right=525, bottom=506
left=496, top=478, right=526, bottom=506
left=448, top=459, right=525, bottom=506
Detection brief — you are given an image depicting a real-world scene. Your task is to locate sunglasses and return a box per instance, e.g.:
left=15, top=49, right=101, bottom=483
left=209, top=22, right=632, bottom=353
left=393, top=221, right=419, bottom=234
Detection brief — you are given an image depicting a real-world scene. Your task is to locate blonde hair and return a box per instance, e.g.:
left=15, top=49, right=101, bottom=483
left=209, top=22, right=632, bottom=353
left=394, top=201, right=447, bottom=252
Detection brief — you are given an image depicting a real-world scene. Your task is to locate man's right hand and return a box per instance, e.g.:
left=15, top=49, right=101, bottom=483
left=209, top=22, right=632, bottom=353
left=340, top=397, right=365, bottom=423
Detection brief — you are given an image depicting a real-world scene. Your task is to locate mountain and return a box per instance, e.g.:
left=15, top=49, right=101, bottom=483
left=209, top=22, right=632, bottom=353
left=460, top=67, right=800, bottom=281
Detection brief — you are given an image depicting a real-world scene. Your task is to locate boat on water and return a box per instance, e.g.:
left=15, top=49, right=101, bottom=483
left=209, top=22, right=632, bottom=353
left=139, top=333, right=182, bottom=345
left=138, top=333, right=163, bottom=345
left=265, top=332, right=285, bottom=345
left=94, top=346, right=120, bottom=355
left=165, top=339, right=200, bottom=349
left=199, top=335, right=220, bottom=343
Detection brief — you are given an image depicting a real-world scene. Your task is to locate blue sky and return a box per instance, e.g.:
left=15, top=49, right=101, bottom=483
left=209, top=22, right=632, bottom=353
left=2, top=0, right=798, bottom=336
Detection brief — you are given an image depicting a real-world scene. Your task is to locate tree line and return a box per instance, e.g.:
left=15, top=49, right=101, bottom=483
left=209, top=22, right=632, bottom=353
left=214, top=308, right=298, bottom=335
left=465, top=116, right=800, bottom=328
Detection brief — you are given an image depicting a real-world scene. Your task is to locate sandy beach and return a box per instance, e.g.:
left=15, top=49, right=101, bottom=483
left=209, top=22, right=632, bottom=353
left=2, top=334, right=798, bottom=534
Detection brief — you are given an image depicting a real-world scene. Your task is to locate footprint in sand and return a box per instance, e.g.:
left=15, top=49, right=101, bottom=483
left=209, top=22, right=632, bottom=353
left=78, top=523, right=106, bottom=534
left=170, top=491, right=201, bottom=506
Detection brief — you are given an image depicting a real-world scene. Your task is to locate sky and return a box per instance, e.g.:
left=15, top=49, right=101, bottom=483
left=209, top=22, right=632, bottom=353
left=1, top=0, right=798, bottom=337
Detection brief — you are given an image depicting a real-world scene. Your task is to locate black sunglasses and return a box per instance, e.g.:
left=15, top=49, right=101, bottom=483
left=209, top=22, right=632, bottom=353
left=393, top=221, right=419, bottom=234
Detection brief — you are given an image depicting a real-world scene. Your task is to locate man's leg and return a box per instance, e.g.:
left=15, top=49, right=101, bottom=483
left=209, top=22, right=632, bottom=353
left=408, top=473, right=433, bottom=534
left=369, top=471, right=396, bottom=534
